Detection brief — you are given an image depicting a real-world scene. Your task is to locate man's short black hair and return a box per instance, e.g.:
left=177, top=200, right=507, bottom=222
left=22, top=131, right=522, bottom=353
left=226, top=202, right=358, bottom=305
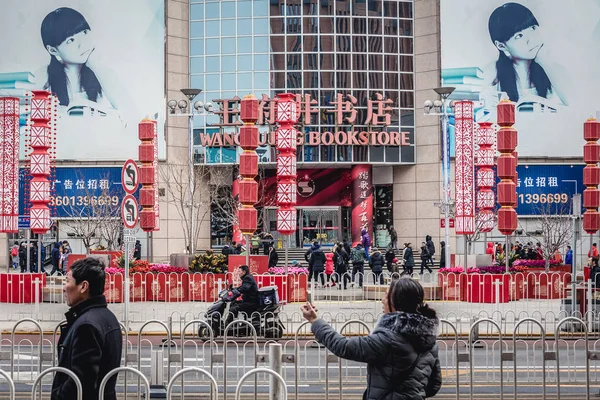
left=70, top=257, right=106, bottom=297
left=239, top=265, right=250, bottom=274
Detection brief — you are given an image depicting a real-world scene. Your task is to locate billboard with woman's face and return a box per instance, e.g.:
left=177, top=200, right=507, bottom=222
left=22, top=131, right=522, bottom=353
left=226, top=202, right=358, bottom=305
left=0, top=0, right=165, bottom=161
left=441, top=0, right=600, bottom=157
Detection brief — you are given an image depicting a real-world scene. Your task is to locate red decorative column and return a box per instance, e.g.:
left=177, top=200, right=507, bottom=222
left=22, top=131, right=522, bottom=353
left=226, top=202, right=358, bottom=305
left=276, top=93, right=298, bottom=238
left=583, top=118, right=600, bottom=237
left=454, top=100, right=475, bottom=235
left=238, top=95, right=260, bottom=237
left=139, top=119, right=157, bottom=231
left=28, top=91, right=55, bottom=235
left=231, top=175, right=244, bottom=244
left=0, top=97, right=20, bottom=232
left=351, top=165, right=373, bottom=246
left=476, top=122, right=496, bottom=232
left=496, top=99, right=518, bottom=267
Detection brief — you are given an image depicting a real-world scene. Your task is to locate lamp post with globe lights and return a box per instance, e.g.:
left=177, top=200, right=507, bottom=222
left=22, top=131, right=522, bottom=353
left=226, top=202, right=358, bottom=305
left=424, top=87, right=455, bottom=270
left=166, top=89, right=214, bottom=254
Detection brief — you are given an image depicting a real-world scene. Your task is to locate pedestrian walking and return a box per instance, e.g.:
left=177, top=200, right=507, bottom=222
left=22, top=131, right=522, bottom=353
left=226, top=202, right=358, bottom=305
left=133, top=240, right=142, bottom=260
left=52, top=257, right=122, bottom=400
left=325, top=250, right=335, bottom=286
left=51, top=242, right=62, bottom=275
left=385, top=244, right=395, bottom=274
left=18, top=243, right=27, bottom=273
left=369, top=248, right=384, bottom=284
left=565, top=246, right=573, bottom=266
left=251, top=232, right=260, bottom=255
left=300, top=278, right=441, bottom=400
left=268, top=246, right=279, bottom=268
left=29, top=243, right=38, bottom=273
left=420, top=242, right=432, bottom=274
left=402, top=243, right=414, bottom=275
left=361, top=229, right=371, bottom=261
left=388, top=226, right=398, bottom=249
left=439, top=241, right=446, bottom=269
left=425, top=235, right=435, bottom=268
left=308, top=243, right=326, bottom=286
left=333, top=243, right=350, bottom=290
left=350, top=243, right=367, bottom=288
left=10, top=241, right=19, bottom=270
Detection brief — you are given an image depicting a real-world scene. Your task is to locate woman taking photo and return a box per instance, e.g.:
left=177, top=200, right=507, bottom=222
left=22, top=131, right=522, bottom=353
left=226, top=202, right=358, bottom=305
left=487, top=2, right=568, bottom=106
left=301, top=278, right=441, bottom=399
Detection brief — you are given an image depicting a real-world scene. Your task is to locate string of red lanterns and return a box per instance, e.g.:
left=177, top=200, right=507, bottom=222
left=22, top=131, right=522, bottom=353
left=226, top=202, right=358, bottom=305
left=496, top=99, right=518, bottom=238
left=583, top=118, right=600, bottom=235
left=238, top=95, right=260, bottom=235
left=139, top=119, right=158, bottom=232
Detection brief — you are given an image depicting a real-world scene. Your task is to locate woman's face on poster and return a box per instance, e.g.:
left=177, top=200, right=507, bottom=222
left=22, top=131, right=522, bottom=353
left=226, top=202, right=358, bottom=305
left=47, top=29, right=94, bottom=65
left=495, top=25, right=542, bottom=61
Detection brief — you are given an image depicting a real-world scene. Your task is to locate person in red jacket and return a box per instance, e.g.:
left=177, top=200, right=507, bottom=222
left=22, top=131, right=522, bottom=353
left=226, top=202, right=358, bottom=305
left=588, top=243, right=599, bottom=259
left=486, top=242, right=494, bottom=261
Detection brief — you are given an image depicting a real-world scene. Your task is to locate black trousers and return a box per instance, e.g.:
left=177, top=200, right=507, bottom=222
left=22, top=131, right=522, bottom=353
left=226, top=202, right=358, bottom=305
left=229, top=302, right=259, bottom=320
left=309, top=270, right=325, bottom=286
left=352, top=263, right=364, bottom=287
left=420, top=259, right=432, bottom=274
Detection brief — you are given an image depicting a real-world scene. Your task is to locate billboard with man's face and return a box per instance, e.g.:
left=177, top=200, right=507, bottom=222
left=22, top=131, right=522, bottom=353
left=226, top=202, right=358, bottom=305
left=441, top=0, right=600, bottom=157
left=0, top=0, right=165, bottom=161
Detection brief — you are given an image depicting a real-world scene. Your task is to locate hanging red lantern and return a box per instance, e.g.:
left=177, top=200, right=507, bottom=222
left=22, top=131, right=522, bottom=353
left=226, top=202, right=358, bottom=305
left=276, top=93, right=298, bottom=235
left=238, top=95, right=260, bottom=235
left=583, top=118, right=600, bottom=234
left=138, top=119, right=157, bottom=231
left=496, top=99, right=518, bottom=235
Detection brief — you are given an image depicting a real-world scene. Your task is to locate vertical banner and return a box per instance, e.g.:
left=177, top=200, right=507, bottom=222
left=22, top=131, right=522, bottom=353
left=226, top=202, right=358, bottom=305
left=351, top=165, right=373, bottom=246
left=454, top=100, right=475, bottom=234
left=231, top=175, right=243, bottom=244
left=0, top=97, right=20, bottom=232
left=276, top=93, right=299, bottom=236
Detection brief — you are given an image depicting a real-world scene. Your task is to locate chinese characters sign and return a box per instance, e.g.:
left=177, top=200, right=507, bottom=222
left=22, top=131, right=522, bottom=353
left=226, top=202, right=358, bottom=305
left=19, top=167, right=128, bottom=218
left=199, top=92, right=411, bottom=147
left=351, top=165, right=373, bottom=246
left=514, top=164, right=583, bottom=215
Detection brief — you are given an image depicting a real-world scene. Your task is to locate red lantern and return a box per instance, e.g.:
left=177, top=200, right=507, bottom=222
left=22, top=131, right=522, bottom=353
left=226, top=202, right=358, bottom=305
left=238, top=95, right=260, bottom=235
left=0, top=97, right=20, bottom=232
left=276, top=94, right=298, bottom=235
left=583, top=118, right=600, bottom=234
left=496, top=100, right=518, bottom=235
left=475, top=122, right=496, bottom=232
left=28, top=91, right=56, bottom=235
left=138, top=120, right=158, bottom=232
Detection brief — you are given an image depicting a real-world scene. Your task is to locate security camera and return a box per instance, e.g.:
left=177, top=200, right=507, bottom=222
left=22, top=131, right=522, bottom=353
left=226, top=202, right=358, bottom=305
left=433, top=100, right=443, bottom=113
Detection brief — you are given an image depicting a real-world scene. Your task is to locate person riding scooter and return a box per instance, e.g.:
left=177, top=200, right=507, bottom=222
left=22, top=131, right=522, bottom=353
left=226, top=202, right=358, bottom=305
left=229, top=265, right=260, bottom=319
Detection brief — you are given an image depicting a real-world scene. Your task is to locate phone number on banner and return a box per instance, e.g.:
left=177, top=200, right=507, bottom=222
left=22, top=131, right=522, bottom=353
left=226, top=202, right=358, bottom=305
left=518, top=193, right=569, bottom=205
left=49, top=196, right=120, bottom=207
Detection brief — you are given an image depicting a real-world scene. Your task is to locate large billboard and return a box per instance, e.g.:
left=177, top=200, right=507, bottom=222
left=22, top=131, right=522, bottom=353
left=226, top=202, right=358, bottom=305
left=441, top=0, right=600, bottom=157
left=0, top=1, right=165, bottom=161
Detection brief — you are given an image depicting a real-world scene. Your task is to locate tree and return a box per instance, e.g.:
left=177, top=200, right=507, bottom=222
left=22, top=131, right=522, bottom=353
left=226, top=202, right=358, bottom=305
left=528, top=200, right=573, bottom=272
left=161, top=164, right=237, bottom=254
left=60, top=172, right=123, bottom=253
left=465, top=212, right=497, bottom=255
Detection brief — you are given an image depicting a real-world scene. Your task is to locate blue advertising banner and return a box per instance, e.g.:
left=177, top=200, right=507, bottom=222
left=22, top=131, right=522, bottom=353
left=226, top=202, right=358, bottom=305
left=19, top=167, right=128, bottom=218
left=515, top=164, right=583, bottom=216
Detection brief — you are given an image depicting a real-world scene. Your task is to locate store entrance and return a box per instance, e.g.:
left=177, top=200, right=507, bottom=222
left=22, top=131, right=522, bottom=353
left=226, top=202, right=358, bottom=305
left=299, top=208, right=340, bottom=248
left=264, top=207, right=349, bottom=248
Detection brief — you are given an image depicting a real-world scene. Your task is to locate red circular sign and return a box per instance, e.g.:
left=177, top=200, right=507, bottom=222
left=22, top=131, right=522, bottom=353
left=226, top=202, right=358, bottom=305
left=121, top=159, right=139, bottom=195
left=121, top=195, right=139, bottom=229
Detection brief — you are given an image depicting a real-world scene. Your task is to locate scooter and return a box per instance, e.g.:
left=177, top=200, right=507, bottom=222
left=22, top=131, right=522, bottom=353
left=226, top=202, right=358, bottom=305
left=199, top=285, right=285, bottom=339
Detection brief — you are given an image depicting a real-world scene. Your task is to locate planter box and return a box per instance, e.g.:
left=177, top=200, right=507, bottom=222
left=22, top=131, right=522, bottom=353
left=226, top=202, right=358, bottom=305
left=461, top=274, right=510, bottom=303
left=104, top=274, right=124, bottom=303
left=510, top=273, right=526, bottom=301
left=438, top=273, right=461, bottom=301
left=525, top=272, right=570, bottom=299
left=0, top=273, right=46, bottom=303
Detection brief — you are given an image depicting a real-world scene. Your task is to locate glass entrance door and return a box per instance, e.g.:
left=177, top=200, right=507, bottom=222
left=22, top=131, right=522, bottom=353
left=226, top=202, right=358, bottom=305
left=300, top=208, right=340, bottom=248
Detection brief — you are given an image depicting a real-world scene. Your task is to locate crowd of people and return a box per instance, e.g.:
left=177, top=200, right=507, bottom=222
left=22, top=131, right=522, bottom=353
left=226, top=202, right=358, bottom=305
left=489, top=240, right=574, bottom=265
left=9, top=240, right=71, bottom=275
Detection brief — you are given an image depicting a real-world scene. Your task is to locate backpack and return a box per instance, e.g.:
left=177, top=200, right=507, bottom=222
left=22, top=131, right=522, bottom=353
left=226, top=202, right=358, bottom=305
left=11, top=247, right=18, bottom=257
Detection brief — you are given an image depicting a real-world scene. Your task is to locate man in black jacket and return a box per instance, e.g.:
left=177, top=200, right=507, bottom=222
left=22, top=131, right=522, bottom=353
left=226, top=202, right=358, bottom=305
left=230, top=265, right=260, bottom=318
left=52, top=257, right=122, bottom=400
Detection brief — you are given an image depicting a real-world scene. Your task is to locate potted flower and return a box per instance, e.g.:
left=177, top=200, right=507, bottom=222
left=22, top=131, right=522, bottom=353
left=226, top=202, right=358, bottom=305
left=188, top=251, right=228, bottom=302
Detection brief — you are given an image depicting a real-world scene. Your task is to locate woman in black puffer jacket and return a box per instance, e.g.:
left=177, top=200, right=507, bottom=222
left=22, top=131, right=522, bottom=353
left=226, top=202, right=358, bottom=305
left=301, top=278, right=441, bottom=400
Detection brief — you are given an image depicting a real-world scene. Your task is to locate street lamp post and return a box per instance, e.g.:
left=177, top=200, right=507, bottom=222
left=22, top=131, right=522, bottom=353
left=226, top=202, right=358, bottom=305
left=424, top=87, right=455, bottom=270
left=167, top=89, right=214, bottom=255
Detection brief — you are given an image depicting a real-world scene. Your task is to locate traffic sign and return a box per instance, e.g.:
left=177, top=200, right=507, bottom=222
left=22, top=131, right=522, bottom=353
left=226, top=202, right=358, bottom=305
left=18, top=216, right=30, bottom=229
left=123, top=235, right=136, bottom=244
left=440, top=218, right=455, bottom=229
left=121, top=159, right=140, bottom=195
left=121, top=195, right=139, bottom=229
left=123, top=228, right=138, bottom=236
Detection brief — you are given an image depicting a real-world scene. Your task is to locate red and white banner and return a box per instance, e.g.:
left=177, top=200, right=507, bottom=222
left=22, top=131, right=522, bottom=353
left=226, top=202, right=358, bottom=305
left=454, top=100, right=475, bottom=235
left=276, top=94, right=298, bottom=235
left=475, top=122, right=496, bottom=232
left=0, top=97, right=20, bottom=232
left=351, top=165, right=373, bottom=246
